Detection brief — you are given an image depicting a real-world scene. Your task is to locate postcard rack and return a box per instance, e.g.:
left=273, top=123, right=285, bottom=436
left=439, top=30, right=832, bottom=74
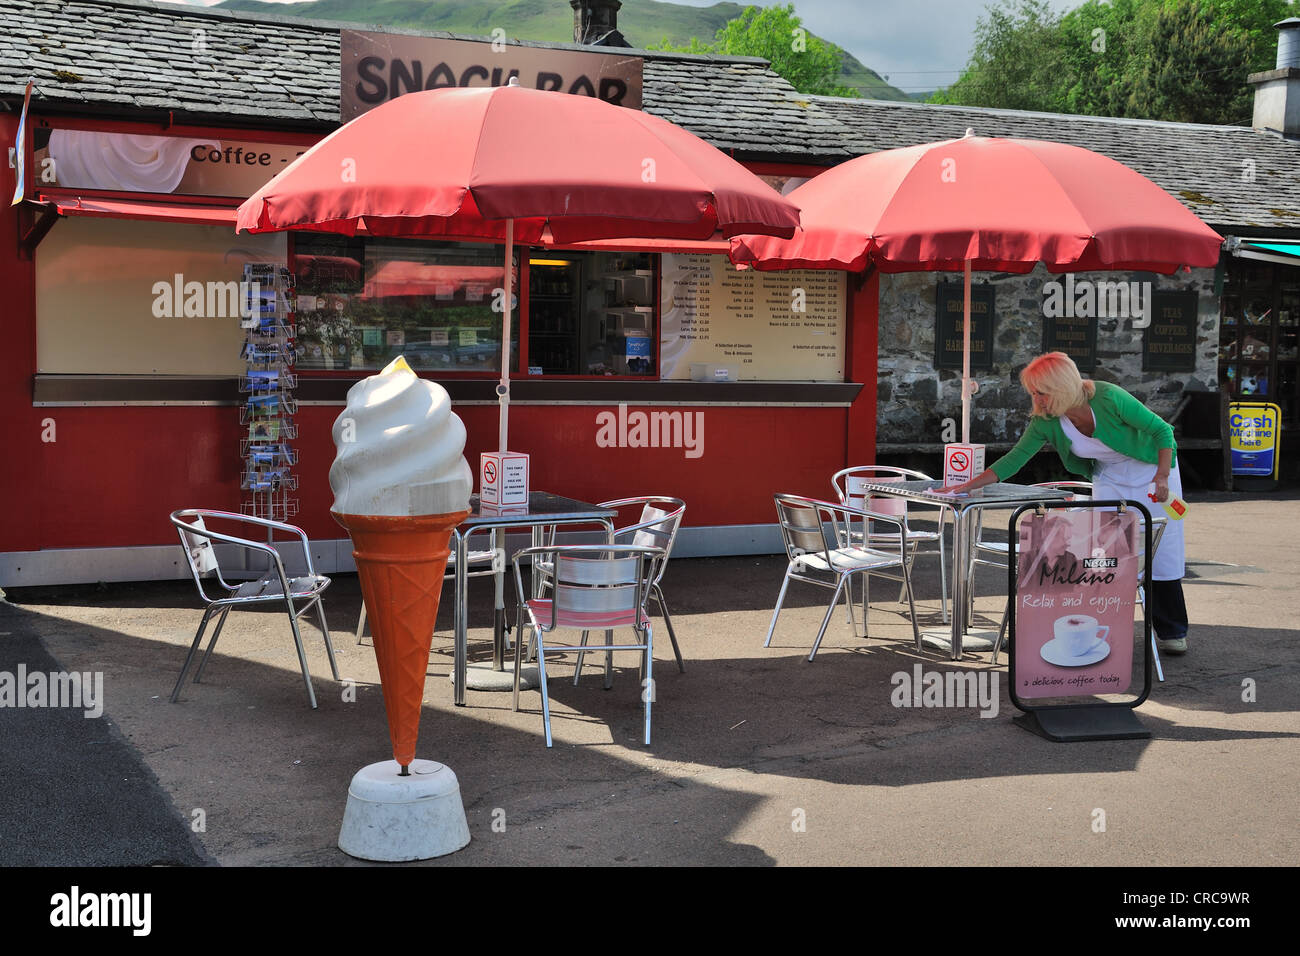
left=239, top=263, right=299, bottom=522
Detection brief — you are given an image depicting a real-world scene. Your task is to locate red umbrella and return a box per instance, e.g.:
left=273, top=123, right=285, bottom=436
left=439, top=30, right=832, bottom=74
left=729, top=131, right=1224, bottom=440
left=238, top=82, right=800, bottom=450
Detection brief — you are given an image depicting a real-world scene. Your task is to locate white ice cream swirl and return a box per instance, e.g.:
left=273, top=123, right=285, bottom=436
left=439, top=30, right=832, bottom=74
left=330, top=357, right=472, bottom=517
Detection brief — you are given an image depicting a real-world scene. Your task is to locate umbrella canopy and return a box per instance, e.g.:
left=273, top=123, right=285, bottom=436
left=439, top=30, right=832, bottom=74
left=237, top=84, right=799, bottom=244
left=729, top=133, right=1223, bottom=274
left=238, top=82, right=800, bottom=451
left=728, top=132, right=1224, bottom=440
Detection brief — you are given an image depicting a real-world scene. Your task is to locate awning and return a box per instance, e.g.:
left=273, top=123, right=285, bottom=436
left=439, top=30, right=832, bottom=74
left=39, top=194, right=238, bottom=227
left=1230, top=238, right=1300, bottom=266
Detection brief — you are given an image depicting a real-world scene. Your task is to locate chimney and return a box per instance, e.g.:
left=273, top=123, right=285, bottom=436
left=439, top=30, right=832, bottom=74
left=571, top=0, right=631, bottom=47
left=1249, top=18, right=1300, bottom=138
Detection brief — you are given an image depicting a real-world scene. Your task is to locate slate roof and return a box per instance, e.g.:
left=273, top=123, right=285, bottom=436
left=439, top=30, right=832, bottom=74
left=3, top=0, right=1299, bottom=228
left=815, top=96, right=1300, bottom=231
left=0, top=0, right=856, bottom=162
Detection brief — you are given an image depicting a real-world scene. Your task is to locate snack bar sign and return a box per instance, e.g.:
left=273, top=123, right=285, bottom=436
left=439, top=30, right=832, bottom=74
left=1013, top=509, right=1140, bottom=698
left=341, top=30, right=643, bottom=121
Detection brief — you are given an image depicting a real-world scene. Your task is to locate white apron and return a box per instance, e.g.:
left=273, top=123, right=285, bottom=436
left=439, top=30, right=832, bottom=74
left=1060, top=412, right=1186, bottom=580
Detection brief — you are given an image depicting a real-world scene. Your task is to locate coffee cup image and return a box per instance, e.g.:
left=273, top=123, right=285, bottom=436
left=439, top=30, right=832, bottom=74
left=1049, top=614, right=1110, bottom=660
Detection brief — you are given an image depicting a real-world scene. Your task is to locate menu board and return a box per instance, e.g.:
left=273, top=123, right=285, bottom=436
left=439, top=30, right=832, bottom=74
left=659, top=254, right=845, bottom=381
left=1143, top=290, right=1199, bottom=372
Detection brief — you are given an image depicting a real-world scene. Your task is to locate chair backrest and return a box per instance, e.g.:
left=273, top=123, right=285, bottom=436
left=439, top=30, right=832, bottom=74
left=834, top=466, right=928, bottom=519
left=552, top=547, right=660, bottom=627
left=773, top=495, right=829, bottom=559
left=604, top=497, right=685, bottom=584
left=174, top=513, right=220, bottom=576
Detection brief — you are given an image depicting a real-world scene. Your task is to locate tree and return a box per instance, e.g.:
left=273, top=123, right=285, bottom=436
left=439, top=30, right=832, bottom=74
left=929, top=0, right=1069, bottom=112
left=650, top=4, right=860, bottom=98
left=932, top=0, right=1289, bottom=124
left=1125, top=2, right=1258, bottom=123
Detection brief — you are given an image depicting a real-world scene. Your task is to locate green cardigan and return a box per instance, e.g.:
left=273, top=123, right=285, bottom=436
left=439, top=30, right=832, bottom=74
left=988, top=381, right=1177, bottom=482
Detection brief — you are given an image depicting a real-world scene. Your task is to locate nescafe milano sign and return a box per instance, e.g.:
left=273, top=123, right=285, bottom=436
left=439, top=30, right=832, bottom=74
left=341, top=30, right=644, bottom=121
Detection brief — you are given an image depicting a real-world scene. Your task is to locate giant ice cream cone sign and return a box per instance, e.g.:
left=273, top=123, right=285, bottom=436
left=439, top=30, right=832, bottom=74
left=330, top=356, right=472, bottom=771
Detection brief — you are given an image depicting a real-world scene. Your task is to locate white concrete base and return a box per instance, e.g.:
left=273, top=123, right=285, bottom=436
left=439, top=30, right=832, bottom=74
left=921, top=626, right=1000, bottom=655
left=337, top=759, right=470, bottom=862
left=458, top=660, right=539, bottom=691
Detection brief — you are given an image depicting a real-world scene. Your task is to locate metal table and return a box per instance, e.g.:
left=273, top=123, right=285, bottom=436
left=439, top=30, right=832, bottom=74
left=451, top=492, right=616, bottom=705
left=856, top=480, right=1069, bottom=660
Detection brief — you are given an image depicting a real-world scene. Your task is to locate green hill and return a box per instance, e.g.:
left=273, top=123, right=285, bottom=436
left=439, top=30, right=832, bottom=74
left=213, top=0, right=911, bottom=100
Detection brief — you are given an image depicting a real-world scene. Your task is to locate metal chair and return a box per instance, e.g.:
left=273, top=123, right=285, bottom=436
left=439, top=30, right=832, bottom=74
left=765, top=494, right=921, bottom=661
left=353, top=544, right=504, bottom=645
left=572, top=497, right=686, bottom=681
left=832, top=466, right=950, bottom=623
left=988, top=483, right=1169, bottom=679
left=511, top=544, right=665, bottom=748
left=170, top=509, right=339, bottom=708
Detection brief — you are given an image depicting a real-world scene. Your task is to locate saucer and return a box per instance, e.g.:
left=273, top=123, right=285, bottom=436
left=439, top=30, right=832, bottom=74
left=1040, top=637, right=1111, bottom=667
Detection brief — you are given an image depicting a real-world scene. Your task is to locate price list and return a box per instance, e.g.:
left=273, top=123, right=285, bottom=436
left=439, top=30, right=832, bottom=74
left=660, top=254, right=845, bottom=380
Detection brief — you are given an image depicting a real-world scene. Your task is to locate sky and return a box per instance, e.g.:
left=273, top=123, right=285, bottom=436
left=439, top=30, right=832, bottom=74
left=184, top=0, right=1082, bottom=95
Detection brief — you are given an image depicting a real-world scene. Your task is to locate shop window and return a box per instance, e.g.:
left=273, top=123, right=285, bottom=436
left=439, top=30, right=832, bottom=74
left=528, top=252, right=655, bottom=376
left=35, top=216, right=285, bottom=376
left=292, top=235, right=519, bottom=373
left=1220, top=259, right=1300, bottom=425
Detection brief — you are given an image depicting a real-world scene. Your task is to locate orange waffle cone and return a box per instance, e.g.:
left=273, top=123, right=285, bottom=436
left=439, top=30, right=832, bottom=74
left=333, top=510, right=470, bottom=768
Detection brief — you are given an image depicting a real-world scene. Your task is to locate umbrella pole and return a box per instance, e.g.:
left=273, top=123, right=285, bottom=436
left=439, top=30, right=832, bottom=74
left=961, top=259, right=972, bottom=444
left=499, top=218, right=514, bottom=453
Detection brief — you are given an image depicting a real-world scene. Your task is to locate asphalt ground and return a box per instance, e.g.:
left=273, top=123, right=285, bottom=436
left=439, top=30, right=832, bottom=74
left=1, top=490, right=1297, bottom=869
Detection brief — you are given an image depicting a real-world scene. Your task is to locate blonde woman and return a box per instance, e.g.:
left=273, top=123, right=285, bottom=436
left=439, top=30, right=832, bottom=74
left=942, top=352, right=1188, bottom=655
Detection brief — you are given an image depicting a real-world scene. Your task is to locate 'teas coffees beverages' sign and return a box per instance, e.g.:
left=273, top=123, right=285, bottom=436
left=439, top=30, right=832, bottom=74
left=1143, top=290, right=1199, bottom=372
left=341, top=30, right=644, bottom=121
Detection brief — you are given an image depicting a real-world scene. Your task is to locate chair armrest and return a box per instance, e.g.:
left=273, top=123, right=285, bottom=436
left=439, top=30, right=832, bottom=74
left=174, top=521, right=292, bottom=601
left=821, top=500, right=908, bottom=554
left=184, top=510, right=317, bottom=574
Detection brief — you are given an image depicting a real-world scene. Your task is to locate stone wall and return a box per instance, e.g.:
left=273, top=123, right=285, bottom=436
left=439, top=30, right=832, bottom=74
left=875, top=264, right=1221, bottom=444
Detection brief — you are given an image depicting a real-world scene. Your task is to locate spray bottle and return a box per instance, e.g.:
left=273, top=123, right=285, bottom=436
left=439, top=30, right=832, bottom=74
left=1147, top=482, right=1187, bottom=521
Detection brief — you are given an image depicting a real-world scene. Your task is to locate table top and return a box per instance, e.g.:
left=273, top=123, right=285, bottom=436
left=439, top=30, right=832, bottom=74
left=855, top=479, right=1070, bottom=509
left=461, top=492, right=617, bottom=528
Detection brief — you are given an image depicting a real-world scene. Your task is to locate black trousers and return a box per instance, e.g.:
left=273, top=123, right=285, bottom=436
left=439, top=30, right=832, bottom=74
left=1149, top=578, right=1188, bottom=641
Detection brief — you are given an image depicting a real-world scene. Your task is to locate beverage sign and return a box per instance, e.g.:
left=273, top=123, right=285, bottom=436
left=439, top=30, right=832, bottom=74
left=1013, top=509, right=1140, bottom=698
left=33, top=129, right=306, bottom=198
left=934, top=281, right=995, bottom=370
left=341, top=30, right=643, bottom=121
left=1142, top=289, right=1198, bottom=372
left=1228, top=401, right=1281, bottom=478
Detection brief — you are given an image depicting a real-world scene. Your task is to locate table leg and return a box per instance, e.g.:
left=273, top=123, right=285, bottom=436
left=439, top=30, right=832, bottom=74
left=950, top=508, right=968, bottom=661
left=531, top=525, right=545, bottom=601
left=492, top=527, right=506, bottom=672
left=454, top=529, right=468, bottom=706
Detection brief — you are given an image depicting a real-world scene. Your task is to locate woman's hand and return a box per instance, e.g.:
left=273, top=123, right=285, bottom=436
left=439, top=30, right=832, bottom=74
left=1150, top=474, right=1170, bottom=503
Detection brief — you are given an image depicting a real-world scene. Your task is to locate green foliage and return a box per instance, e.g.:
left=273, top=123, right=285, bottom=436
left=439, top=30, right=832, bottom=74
left=932, top=0, right=1291, bottom=124
left=651, top=3, right=861, bottom=98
